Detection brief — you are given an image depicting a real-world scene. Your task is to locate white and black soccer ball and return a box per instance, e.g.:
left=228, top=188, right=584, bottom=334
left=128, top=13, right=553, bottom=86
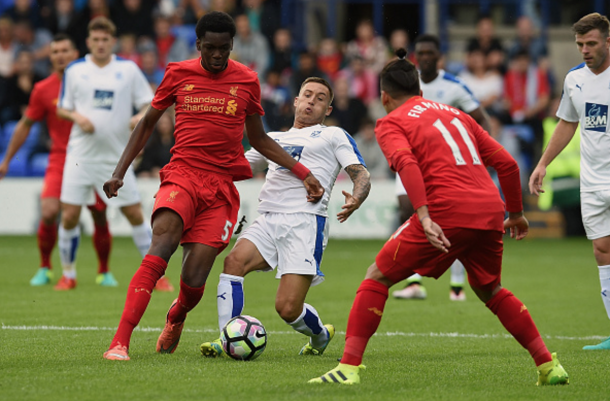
left=221, top=315, right=267, bottom=361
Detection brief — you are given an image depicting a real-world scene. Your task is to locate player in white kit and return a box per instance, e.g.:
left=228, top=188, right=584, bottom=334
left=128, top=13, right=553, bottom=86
left=200, top=77, right=371, bottom=357
left=530, top=13, right=610, bottom=350
left=393, top=34, right=492, bottom=301
left=55, top=17, right=154, bottom=289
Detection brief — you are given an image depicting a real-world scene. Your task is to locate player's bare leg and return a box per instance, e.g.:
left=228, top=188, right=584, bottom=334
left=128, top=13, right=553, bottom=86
left=56, top=203, right=83, bottom=290
left=105, top=209, right=182, bottom=360
left=31, top=197, right=61, bottom=286
left=472, top=284, right=568, bottom=385
left=310, top=262, right=391, bottom=384
left=275, top=274, right=335, bottom=355
left=201, top=239, right=269, bottom=357
left=584, top=235, right=610, bottom=350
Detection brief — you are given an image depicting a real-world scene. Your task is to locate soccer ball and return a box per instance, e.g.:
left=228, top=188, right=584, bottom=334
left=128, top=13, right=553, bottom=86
left=221, top=315, right=267, bottom=361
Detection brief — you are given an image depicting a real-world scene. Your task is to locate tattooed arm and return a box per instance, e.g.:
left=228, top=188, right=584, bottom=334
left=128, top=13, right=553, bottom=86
left=337, top=164, right=371, bottom=223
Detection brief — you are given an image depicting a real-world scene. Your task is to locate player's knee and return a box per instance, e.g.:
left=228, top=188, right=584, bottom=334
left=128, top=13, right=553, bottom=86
left=41, top=207, right=59, bottom=224
left=275, top=301, right=300, bottom=323
left=223, top=252, right=247, bottom=276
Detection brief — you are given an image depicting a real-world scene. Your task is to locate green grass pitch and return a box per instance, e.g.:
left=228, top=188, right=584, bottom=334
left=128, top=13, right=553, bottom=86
left=1, top=235, right=608, bottom=400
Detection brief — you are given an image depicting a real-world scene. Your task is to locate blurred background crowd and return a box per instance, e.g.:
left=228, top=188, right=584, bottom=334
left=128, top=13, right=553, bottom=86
left=0, top=0, right=598, bottom=214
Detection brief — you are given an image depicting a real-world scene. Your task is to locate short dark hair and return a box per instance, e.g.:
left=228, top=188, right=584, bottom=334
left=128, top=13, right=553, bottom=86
left=88, top=16, right=116, bottom=36
left=414, top=34, right=440, bottom=50
left=300, top=76, right=334, bottom=105
left=573, top=12, right=610, bottom=37
left=195, top=11, right=236, bottom=40
left=380, top=49, right=420, bottom=98
left=52, top=33, right=77, bottom=49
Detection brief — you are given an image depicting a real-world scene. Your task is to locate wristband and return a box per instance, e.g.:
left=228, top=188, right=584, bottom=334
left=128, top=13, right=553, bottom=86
left=419, top=215, right=430, bottom=224
left=290, top=162, right=310, bottom=181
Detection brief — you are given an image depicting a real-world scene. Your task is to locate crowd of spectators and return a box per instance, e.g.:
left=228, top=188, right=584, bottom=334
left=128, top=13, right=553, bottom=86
left=0, top=1, right=556, bottom=181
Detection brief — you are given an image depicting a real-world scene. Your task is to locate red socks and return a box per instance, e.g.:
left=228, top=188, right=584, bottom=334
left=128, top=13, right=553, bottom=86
left=92, top=222, right=111, bottom=274
left=486, top=288, right=552, bottom=366
left=342, top=279, right=389, bottom=366
left=167, top=278, right=205, bottom=324
left=110, top=255, right=167, bottom=350
left=37, top=221, right=57, bottom=268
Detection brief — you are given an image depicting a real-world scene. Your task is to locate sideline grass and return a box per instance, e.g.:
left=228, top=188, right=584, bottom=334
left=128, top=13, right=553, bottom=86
left=1, top=236, right=607, bottom=400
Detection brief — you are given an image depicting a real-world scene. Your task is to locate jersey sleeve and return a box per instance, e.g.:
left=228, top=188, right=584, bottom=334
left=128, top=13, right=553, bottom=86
left=454, top=80, right=480, bottom=113
left=331, top=128, right=366, bottom=168
left=245, top=147, right=268, bottom=173
left=376, top=117, right=428, bottom=210
left=245, top=77, right=265, bottom=116
left=24, top=82, right=46, bottom=121
left=58, top=66, right=76, bottom=110
left=556, top=78, right=579, bottom=122
left=151, top=63, right=177, bottom=111
left=131, top=63, right=154, bottom=109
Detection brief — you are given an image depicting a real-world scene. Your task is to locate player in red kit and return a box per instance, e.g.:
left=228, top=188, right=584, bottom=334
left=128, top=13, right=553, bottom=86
left=0, top=34, right=115, bottom=289
left=310, top=49, right=569, bottom=386
left=102, top=12, right=324, bottom=361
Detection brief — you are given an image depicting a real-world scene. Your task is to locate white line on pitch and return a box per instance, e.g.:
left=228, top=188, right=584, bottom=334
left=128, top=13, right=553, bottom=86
left=1, top=324, right=605, bottom=341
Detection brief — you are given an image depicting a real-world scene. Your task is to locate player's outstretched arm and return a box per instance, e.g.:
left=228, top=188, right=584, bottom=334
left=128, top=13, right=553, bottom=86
left=0, top=116, right=34, bottom=180
left=337, top=164, right=370, bottom=223
left=528, top=119, right=579, bottom=196
left=245, top=114, right=324, bottom=203
left=103, top=106, right=164, bottom=198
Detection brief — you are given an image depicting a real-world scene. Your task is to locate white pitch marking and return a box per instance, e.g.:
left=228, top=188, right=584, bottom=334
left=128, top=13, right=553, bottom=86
left=1, top=324, right=606, bottom=341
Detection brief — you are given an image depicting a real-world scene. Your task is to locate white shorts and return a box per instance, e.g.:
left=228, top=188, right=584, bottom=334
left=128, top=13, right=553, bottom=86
left=238, top=212, right=329, bottom=286
left=581, top=190, right=610, bottom=240
left=395, top=173, right=407, bottom=196
left=61, top=159, right=141, bottom=208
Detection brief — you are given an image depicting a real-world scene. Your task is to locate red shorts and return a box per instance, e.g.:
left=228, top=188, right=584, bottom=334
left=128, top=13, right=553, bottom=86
left=41, top=161, right=63, bottom=199
left=153, top=164, right=240, bottom=252
left=376, top=215, right=504, bottom=292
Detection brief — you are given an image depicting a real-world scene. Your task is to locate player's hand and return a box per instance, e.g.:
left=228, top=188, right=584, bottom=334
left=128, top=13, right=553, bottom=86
left=303, top=173, right=324, bottom=203
left=504, top=212, right=529, bottom=240
left=528, top=165, right=546, bottom=196
left=337, top=190, right=361, bottom=223
left=422, top=217, right=451, bottom=253
left=75, top=114, right=95, bottom=134
left=103, top=177, right=124, bottom=198
left=0, top=161, right=8, bottom=180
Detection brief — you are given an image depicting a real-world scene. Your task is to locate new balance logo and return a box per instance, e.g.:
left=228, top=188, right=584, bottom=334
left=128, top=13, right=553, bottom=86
left=217, top=292, right=227, bottom=300
left=184, top=84, right=194, bottom=91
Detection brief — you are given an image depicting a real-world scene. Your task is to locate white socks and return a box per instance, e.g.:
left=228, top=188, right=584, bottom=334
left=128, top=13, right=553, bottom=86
left=598, top=265, right=610, bottom=320
left=217, top=273, right=245, bottom=333
left=131, top=222, right=152, bottom=257
left=450, top=260, right=466, bottom=287
left=58, top=225, right=80, bottom=279
left=288, top=303, right=328, bottom=348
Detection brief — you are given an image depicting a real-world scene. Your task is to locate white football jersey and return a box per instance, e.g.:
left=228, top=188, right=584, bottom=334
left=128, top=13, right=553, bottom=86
left=420, top=69, right=480, bottom=113
left=59, top=54, right=153, bottom=164
left=246, top=124, right=365, bottom=217
left=557, top=62, right=610, bottom=192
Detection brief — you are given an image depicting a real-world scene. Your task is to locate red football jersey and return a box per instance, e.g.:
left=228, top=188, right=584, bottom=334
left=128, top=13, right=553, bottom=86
left=152, top=58, right=265, bottom=181
left=24, top=73, right=72, bottom=167
left=376, top=96, right=509, bottom=231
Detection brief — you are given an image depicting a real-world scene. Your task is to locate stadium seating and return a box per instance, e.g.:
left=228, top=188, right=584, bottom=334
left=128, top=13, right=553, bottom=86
left=1, top=121, right=46, bottom=177
left=29, top=153, right=50, bottom=177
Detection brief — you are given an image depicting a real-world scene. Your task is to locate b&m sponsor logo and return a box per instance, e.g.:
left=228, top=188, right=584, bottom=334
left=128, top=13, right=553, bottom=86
left=93, top=90, right=114, bottom=110
left=585, top=102, right=608, bottom=132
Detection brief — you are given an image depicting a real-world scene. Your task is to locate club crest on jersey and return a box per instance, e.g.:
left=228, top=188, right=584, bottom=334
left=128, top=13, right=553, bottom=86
left=310, top=130, right=321, bottom=138
left=585, top=102, right=608, bottom=132
left=230, top=86, right=238, bottom=97
left=92, top=90, right=114, bottom=110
